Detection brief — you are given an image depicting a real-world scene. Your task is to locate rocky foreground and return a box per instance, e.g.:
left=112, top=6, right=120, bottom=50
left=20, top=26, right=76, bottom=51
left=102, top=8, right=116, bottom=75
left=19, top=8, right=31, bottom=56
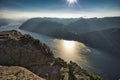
left=0, top=66, right=45, bottom=80
left=0, top=30, right=102, bottom=80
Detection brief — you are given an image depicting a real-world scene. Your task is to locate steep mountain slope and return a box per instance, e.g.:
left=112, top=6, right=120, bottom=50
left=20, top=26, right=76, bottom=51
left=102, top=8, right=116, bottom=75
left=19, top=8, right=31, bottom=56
left=0, top=30, right=102, bottom=80
left=20, top=17, right=120, bottom=34
left=77, top=28, right=120, bottom=57
left=66, top=17, right=120, bottom=33
left=20, top=19, right=64, bottom=36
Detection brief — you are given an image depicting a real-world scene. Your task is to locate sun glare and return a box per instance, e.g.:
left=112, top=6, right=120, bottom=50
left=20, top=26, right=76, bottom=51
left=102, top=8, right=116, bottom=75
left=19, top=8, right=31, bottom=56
left=66, top=0, right=78, bottom=6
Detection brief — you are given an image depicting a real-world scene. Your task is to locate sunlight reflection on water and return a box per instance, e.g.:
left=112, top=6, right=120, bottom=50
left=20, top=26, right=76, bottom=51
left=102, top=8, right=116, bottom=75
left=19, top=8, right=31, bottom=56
left=50, top=39, right=91, bottom=67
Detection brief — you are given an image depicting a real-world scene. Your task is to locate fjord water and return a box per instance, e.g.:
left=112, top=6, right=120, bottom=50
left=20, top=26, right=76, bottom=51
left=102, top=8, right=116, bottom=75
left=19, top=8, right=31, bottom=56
left=0, top=24, right=120, bottom=80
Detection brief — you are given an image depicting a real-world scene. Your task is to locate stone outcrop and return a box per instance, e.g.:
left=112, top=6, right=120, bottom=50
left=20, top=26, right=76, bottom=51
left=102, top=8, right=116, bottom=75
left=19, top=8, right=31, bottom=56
left=0, top=30, right=54, bottom=79
left=0, top=66, right=45, bottom=80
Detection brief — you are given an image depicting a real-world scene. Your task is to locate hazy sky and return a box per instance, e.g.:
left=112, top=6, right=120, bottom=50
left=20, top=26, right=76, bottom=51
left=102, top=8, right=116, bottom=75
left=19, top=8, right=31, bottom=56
left=0, top=0, right=120, bottom=18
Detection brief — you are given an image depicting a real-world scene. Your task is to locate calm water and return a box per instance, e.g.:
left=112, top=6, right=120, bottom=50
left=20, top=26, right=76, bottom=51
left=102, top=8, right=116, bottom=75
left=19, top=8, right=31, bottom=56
left=0, top=24, right=120, bottom=80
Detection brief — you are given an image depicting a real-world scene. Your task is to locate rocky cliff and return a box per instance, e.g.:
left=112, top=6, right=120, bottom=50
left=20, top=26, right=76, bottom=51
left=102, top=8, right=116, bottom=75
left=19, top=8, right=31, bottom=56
left=0, top=30, right=102, bottom=80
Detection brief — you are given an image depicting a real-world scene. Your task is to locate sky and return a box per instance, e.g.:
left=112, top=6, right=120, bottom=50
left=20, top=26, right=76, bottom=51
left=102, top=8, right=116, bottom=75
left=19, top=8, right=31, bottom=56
left=0, top=0, right=120, bottom=18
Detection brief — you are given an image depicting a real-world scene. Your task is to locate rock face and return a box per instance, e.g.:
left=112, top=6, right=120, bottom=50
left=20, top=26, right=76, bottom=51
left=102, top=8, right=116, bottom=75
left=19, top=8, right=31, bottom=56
left=0, top=30, right=102, bottom=80
left=0, top=66, right=45, bottom=80
left=68, top=61, right=90, bottom=80
left=0, top=30, right=55, bottom=79
left=0, top=30, right=22, bottom=41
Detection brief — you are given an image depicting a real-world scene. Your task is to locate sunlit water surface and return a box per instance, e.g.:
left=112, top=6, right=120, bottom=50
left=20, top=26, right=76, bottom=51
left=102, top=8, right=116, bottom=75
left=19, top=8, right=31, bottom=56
left=50, top=39, right=90, bottom=66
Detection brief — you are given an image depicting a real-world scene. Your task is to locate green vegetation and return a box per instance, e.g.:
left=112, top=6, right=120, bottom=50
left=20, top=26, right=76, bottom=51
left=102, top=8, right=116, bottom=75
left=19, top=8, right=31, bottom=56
left=33, top=39, right=40, bottom=45
left=20, top=34, right=34, bottom=44
left=20, top=34, right=53, bottom=57
left=90, top=75, right=102, bottom=80
left=53, top=57, right=68, bottom=68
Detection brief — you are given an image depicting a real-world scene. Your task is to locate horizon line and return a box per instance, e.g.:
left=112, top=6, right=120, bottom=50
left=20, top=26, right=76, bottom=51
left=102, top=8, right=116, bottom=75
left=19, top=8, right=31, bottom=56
left=0, top=10, right=120, bottom=19
left=0, top=16, right=120, bottom=20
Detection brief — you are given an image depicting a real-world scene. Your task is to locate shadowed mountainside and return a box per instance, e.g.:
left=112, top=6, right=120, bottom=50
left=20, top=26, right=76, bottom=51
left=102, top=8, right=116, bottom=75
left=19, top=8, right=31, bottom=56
left=66, top=17, right=120, bottom=33
left=20, top=20, right=64, bottom=36
left=20, top=17, right=120, bottom=34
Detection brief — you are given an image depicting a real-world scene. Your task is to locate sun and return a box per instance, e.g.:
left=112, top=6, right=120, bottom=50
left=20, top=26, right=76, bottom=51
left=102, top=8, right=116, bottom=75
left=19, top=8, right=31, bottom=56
left=66, top=0, right=78, bottom=5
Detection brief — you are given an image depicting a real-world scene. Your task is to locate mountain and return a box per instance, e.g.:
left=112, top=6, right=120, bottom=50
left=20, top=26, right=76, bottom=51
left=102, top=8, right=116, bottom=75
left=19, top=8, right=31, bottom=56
left=0, top=30, right=102, bottom=80
left=20, top=17, right=78, bottom=25
left=66, top=17, right=120, bottom=33
left=77, top=28, right=120, bottom=57
left=20, top=19, right=65, bottom=36
left=0, top=18, right=27, bottom=27
left=20, top=17, right=120, bottom=34
left=0, top=19, right=9, bottom=26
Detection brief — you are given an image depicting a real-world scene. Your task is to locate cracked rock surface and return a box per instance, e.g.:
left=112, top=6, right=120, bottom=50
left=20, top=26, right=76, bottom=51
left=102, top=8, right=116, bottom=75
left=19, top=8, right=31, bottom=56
left=0, top=66, right=45, bottom=80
